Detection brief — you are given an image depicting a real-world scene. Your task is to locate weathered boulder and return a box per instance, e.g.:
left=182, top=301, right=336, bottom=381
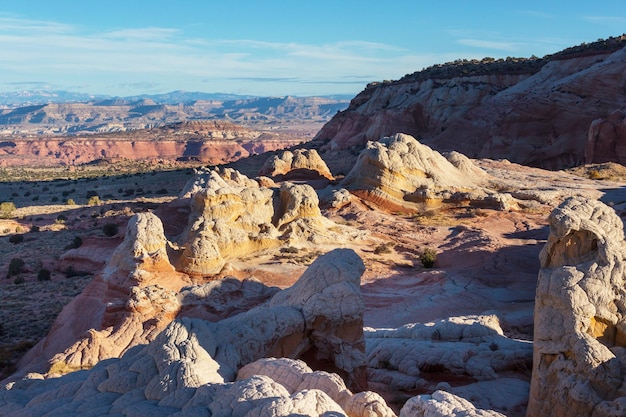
left=527, top=197, right=626, bottom=416
left=365, top=315, right=532, bottom=411
left=260, top=149, right=334, bottom=180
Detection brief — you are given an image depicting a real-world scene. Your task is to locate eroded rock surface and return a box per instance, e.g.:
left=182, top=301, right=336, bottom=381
left=317, top=40, right=626, bottom=169
left=528, top=197, right=626, bottom=416
left=0, top=249, right=391, bottom=416
left=176, top=168, right=351, bottom=276
left=260, top=149, right=334, bottom=180
left=340, top=133, right=514, bottom=212
left=585, top=109, right=626, bottom=165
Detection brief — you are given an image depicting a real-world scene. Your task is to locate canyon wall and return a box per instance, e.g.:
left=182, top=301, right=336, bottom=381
left=316, top=39, right=626, bottom=169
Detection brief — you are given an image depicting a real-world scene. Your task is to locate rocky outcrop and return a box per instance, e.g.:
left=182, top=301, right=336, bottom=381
left=585, top=109, right=626, bottom=164
left=366, top=315, right=532, bottom=415
left=340, top=133, right=515, bottom=212
left=317, top=41, right=626, bottom=169
left=259, top=149, right=334, bottom=180
left=0, top=249, right=391, bottom=416
left=400, top=391, right=507, bottom=417
left=12, top=172, right=362, bottom=376
left=14, top=212, right=192, bottom=376
left=176, top=168, right=350, bottom=276
left=528, top=197, right=626, bottom=416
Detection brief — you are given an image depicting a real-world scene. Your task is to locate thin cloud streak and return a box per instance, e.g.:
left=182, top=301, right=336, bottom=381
left=0, top=16, right=432, bottom=95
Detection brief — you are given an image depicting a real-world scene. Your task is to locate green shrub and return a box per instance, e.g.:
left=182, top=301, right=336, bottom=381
left=6, top=258, right=25, bottom=278
left=13, top=276, right=25, bottom=285
left=420, top=248, right=437, bottom=268
left=102, top=223, right=119, bottom=237
left=8, top=234, right=23, bottom=244
left=65, top=236, right=83, bottom=250
left=87, top=195, right=101, bottom=206
left=37, top=268, right=51, bottom=281
left=374, top=242, right=394, bottom=254
left=0, top=201, right=16, bottom=219
left=66, top=198, right=76, bottom=205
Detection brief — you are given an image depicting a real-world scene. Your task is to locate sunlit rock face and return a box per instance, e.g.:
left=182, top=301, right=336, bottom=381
left=175, top=168, right=346, bottom=276
left=317, top=44, right=626, bottom=170
left=528, top=197, right=626, bottom=416
left=260, top=148, right=335, bottom=180
left=340, top=133, right=518, bottom=212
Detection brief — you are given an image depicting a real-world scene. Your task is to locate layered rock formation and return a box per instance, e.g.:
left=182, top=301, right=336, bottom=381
left=340, top=133, right=514, bottom=212
left=0, top=120, right=304, bottom=167
left=317, top=38, right=626, bottom=169
left=13, top=167, right=361, bottom=378
left=175, top=167, right=349, bottom=276
left=585, top=109, right=626, bottom=164
left=0, top=249, right=394, bottom=416
left=259, top=149, right=334, bottom=180
left=528, top=197, right=626, bottom=416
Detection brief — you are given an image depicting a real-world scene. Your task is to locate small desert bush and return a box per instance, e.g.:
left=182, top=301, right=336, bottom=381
left=8, top=234, right=23, bottom=244
left=6, top=258, right=25, bottom=278
left=374, top=242, right=394, bottom=254
left=87, top=195, right=101, bottom=206
left=102, top=223, right=119, bottom=237
left=588, top=169, right=604, bottom=180
left=37, top=268, right=51, bottom=281
left=13, top=276, right=25, bottom=285
left=65, top=236, right=83, bottom=250
left=66, top=198, right=76, bottom=206
left=420, top=248, right=437, bottom=268
left=0, top=202, right=16, bottom=219
left=280, top=246, right=299, bottom=254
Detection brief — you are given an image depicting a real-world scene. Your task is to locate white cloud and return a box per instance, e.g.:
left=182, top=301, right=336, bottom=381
left=0, top=16, right=442, bottom=95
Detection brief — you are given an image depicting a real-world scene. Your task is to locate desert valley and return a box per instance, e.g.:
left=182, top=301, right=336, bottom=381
left=0, top=35, right=625, bottom=417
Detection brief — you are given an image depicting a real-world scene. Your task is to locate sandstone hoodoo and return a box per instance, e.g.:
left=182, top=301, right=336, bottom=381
left=259, top=148, right=334, bottom=181
left=175, top=167, right=353, bottom=276
left=317, top=36, right=626, bottom=170
left=339, top=133, right=515, bottom=212
left=528, top=197, right=626, bottom=416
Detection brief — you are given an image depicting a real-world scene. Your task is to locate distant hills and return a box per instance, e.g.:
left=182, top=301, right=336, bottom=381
left=0, top=89, right=354, bottom=108
left=0, top=93, right=352, bottom=136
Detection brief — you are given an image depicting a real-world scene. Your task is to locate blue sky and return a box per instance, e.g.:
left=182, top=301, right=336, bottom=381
left=1, top=1, right=624, bottom=97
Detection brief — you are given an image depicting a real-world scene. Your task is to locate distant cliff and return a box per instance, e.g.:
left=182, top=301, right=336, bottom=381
left=0, top=121, right=304, bottom=167
left=316, top=35, right=626, bottom=169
